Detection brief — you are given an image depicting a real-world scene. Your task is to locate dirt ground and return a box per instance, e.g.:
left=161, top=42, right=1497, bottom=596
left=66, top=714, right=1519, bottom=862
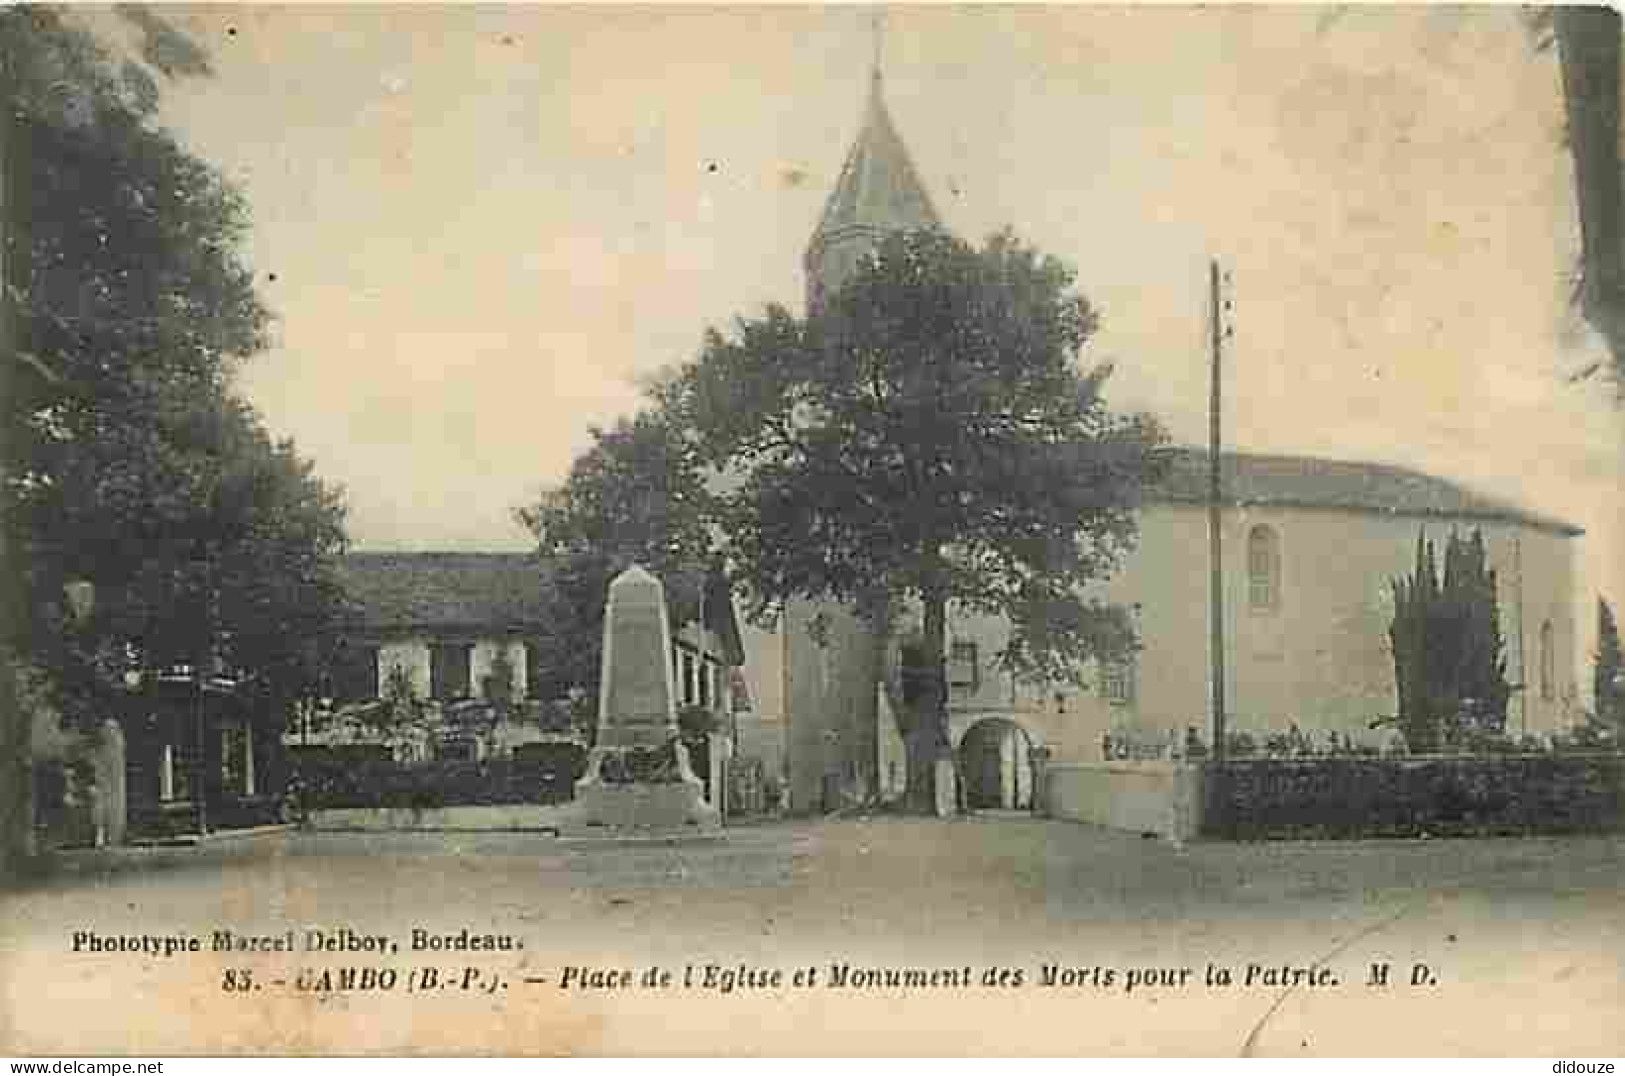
left=3, top=814, right=1621, bottom=1056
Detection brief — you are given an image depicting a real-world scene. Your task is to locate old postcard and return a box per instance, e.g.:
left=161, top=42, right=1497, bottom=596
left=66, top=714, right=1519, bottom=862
left=3, top=3, right=1623, bottom=1058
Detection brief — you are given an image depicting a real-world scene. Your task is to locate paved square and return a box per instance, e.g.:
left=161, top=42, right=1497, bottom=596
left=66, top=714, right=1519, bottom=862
left=4, top=817, right=1621, bottom=1055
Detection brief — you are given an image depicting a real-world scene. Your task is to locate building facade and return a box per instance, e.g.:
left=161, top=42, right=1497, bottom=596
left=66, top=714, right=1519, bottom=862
left=297, top=553, right=748, bottom=798
left=742, top=62, right=1586, bottom=813
left=119, top=660, right=285, bottom=839
left=869, top=457, right=1583, bottom=808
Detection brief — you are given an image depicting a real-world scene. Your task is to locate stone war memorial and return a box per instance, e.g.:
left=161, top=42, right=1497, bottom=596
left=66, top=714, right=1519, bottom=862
left=559, top=565, right=721, bottom=839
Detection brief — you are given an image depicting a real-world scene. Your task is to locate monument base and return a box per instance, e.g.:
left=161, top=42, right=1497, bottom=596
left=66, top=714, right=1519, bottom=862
left=555, top=743, right=721, bottom=840
left=557, top=781, right=721, bottom=840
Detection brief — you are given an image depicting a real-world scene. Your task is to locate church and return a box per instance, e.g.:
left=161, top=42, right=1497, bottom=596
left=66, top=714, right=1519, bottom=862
left=736, top=63, right=1585, bottom=814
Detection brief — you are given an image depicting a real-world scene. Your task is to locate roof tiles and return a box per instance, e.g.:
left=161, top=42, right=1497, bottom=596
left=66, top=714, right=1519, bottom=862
left=1154, top=448, right=1581, bottom=537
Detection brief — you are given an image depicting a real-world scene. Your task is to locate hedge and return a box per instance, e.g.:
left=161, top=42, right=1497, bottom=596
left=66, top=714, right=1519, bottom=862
left=293, top=752, right=586, bottom=810
left=1203, top=754, right=1625, bottom=839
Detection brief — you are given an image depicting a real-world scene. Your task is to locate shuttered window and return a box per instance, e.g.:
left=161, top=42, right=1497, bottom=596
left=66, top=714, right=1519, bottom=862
left=334, top=643, right=380, bottom=701
left=430, top=643, right=473, bottom=701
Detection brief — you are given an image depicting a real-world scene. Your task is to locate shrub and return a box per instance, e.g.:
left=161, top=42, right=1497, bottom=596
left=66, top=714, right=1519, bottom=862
left=1204, top=754, right=1625, bottom=839
left=294, top=756, right=583, bottom=809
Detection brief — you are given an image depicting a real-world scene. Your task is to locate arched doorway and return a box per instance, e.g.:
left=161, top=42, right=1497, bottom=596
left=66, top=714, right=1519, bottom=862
left=957, top=718, right=1035, bottom=811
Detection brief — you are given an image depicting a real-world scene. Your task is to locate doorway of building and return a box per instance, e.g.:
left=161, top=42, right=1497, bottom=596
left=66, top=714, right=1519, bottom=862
left=958, top=718, right=1035, bottom=811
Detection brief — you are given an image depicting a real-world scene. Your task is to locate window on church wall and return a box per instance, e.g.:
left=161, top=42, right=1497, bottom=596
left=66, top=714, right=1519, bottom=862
left=1102, top=657, right=1136, bottom=706
left=1247, top=525, right=1281, bottom=612
left=429, top=643, right=473, bottom=701
left=948, top=642, right=979, bottom=692
left=1539, top=620, right=1556, bottom=701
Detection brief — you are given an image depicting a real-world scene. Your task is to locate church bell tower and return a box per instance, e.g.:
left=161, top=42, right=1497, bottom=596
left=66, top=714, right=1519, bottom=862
left=803, top=56, right=941, bottom=311
left=781, top=30, right=945, bottom=812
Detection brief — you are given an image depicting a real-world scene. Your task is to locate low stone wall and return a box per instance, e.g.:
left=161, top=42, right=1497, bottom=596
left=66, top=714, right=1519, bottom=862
left=1042, top=761, right=1205, bottom=840
left=1202, top=754, right=1625, bottom=839
left=306, top=804, right=568, bottom=832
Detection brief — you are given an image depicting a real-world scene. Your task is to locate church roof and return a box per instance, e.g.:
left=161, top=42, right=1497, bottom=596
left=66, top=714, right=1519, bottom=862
left=809, top=72, right=940, bottom=252
left=1154, top=448, right=1583, bottom=537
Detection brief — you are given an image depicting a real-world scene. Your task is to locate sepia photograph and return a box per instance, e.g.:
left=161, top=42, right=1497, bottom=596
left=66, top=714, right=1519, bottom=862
left=1, top=2, right=1622, bottom=1058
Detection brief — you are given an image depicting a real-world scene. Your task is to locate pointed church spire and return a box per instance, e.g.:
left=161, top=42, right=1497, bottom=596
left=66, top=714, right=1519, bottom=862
left=871, top=6, right=885, bottom=88
left=805, top=10, right=940, bottom=307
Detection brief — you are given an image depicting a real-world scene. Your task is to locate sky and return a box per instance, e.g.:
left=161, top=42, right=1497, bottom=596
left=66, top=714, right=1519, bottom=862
left=85, top=4, right=1623, bottom=640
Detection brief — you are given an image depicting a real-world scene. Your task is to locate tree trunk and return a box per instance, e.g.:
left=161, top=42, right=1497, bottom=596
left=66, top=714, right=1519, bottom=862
left=0, top=40, right=37, bottom=884
left=905, top=579, right=954, bottom=814
left=0, top=658, right=34, bottom=883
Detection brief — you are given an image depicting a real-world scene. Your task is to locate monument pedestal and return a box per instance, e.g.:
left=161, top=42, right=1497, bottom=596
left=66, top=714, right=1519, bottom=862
left=559, top=742, right=720, bottom=839
left=556, top=565, right=723, bottom=841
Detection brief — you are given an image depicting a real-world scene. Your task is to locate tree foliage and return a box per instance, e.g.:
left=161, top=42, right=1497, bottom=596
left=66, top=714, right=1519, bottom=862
left=1595, top=597, right=1622, bottom=731
left=516, top=409, right=715, bottom=705
left=1549, top=8, right=1625, bottom=388
left=1388, top=529, right=1511, bottom=753
left=670, top=229, right=1168, bottom=803
left=2, top=7, right=347, bottom=728
left=363, top=664, right=423, bottom=737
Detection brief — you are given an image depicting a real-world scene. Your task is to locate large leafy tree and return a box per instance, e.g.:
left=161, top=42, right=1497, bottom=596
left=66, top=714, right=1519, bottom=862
left=672, top=229, right=1167, bottom=808
left=517, top=408, right=715, bottom=707
left=1548, top=8, right=1625, bottom=387
left=1, top=7, right=346, bottom=872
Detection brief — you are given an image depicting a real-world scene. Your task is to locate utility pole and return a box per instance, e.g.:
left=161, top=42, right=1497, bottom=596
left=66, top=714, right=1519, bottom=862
left=1208, top=260, right=1233, bottom=762
left=1513, top=532, right=1526, bottom=739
